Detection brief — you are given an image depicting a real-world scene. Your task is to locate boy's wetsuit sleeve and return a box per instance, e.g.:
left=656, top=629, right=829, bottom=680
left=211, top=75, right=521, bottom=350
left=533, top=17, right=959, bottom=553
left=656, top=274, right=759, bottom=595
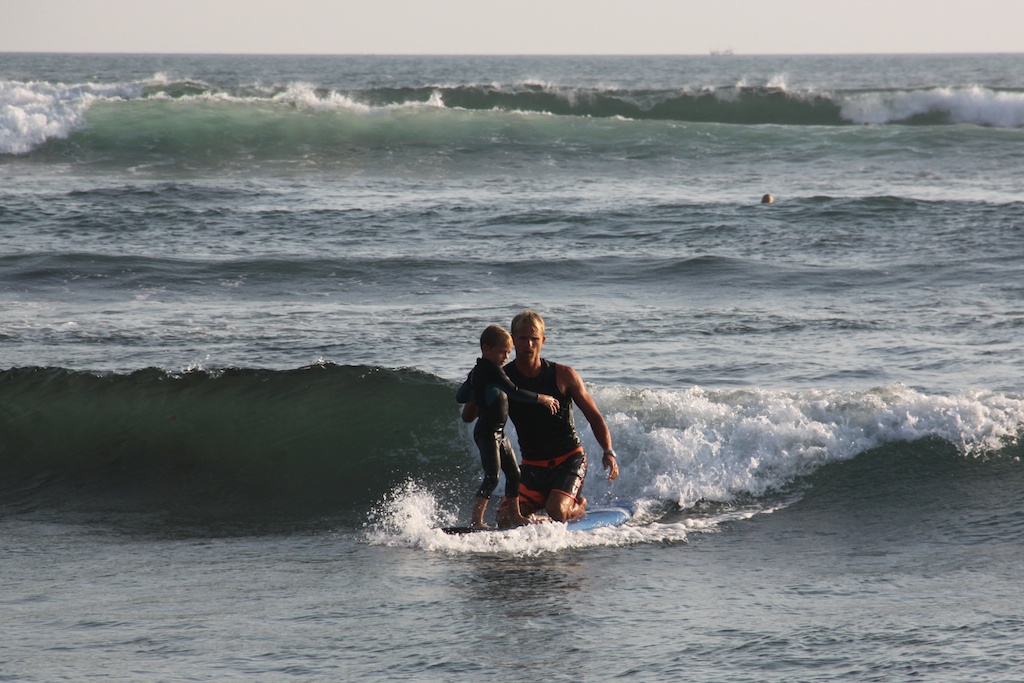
left=478, top=359, right=539, bottom=406
left=455, top=373, right=473, bottom=403
left=459, top=358, right=541, bottom=407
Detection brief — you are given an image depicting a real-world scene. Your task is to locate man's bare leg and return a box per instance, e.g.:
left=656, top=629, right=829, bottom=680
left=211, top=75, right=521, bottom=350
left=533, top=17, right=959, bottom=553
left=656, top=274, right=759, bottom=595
left=547, top=491, right=586, bottom=522
left=497, top=497, right=539, bottom=528
left=504, top=495, right=532, bottom=527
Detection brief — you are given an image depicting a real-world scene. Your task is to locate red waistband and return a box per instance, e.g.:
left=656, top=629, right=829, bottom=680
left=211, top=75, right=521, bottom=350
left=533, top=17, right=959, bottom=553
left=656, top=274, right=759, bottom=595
left=521, top=446, right=584, bottom=469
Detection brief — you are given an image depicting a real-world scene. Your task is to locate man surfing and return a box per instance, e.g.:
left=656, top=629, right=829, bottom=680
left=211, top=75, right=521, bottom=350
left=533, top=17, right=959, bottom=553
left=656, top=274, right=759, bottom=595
left=462, top=310, right=618, bottom=527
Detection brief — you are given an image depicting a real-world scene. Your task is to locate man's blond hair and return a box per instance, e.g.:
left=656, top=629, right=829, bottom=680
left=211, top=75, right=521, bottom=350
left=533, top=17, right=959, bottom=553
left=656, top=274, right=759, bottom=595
left=510, top=310, right=545, bottom=337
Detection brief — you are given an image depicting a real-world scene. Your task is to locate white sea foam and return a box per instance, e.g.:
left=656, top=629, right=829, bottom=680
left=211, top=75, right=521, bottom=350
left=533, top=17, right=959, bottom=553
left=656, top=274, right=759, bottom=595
left=840, top=86, right=1024, bottom=127
left=367, top=384, right=1022, bottom=553
left=590, top=383, right=1024, bottom=508
left=0, top=79, right=147, bottom=154
left=364, top=480, right=689, bottom=555
left=268, top=83, right=371, bottom=113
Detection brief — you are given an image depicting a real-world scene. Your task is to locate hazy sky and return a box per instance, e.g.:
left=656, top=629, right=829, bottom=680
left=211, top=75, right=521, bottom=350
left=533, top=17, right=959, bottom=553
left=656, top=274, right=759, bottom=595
left=4, top=0, right=1022, bottom=55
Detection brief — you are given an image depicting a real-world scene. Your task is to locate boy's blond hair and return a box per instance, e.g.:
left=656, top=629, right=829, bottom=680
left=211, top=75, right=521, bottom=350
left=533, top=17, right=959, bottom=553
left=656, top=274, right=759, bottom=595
left=480, top=324, right=512, bottom=350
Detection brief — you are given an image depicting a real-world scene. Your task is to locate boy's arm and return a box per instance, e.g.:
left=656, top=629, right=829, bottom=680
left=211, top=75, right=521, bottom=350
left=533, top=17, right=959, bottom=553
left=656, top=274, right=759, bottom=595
left=491, top=366, right=539, bottom=404
left=491, top=367, right=559, bottom=413
left=455, top=377, right=472, bottom=403
left=457, top=372, right=476, bottom=422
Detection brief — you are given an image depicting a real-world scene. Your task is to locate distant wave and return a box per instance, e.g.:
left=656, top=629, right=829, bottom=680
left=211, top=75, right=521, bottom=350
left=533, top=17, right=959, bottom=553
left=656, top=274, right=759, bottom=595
left=4, top=76, right=1024, bottom=156
left=2, top=366, right=1021, bottom=523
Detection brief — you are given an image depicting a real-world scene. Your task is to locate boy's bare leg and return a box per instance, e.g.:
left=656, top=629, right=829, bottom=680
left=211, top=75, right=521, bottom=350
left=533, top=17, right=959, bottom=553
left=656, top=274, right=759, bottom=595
left=471, top=497, right=492, bottom=529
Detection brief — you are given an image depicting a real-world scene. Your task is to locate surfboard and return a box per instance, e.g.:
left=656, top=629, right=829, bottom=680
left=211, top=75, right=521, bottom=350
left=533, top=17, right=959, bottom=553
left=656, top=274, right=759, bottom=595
left=442, top=505, right=631, bottom=535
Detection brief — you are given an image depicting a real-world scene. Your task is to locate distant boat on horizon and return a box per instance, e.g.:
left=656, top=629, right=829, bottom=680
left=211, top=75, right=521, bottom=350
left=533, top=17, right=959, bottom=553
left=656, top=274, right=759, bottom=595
left=710, top=48, right=735, bottom=56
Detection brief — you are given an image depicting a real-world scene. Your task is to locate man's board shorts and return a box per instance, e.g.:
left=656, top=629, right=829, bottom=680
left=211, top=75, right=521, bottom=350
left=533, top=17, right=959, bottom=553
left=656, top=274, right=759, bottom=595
left=509, top=446, right=588, bottom=515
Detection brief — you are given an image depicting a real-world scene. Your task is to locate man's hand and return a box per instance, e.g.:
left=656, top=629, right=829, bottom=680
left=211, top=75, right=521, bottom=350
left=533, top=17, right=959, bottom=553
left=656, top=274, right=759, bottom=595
left=602, top=451, right=619, bottom=482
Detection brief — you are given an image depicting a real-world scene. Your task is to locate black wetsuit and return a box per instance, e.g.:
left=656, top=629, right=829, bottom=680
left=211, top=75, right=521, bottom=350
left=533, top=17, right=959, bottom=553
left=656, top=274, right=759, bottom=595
left=504, top=358, right=587, bottom=512
left=456, top=357, right=541, bottom=500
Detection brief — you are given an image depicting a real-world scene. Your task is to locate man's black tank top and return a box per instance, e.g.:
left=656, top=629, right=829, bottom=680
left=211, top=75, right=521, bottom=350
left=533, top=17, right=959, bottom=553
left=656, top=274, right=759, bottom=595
left=504, top=358, right=581, bottom=460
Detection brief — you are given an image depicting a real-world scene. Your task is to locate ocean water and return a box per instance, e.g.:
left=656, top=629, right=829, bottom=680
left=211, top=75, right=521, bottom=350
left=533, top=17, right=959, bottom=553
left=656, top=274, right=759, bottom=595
left=2, top=53, right=1024, bottom=682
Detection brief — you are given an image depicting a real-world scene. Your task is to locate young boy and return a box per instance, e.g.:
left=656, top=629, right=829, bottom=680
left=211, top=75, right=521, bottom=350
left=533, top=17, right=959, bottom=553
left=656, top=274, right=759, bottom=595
left=457, top=325, right=560, bottom=528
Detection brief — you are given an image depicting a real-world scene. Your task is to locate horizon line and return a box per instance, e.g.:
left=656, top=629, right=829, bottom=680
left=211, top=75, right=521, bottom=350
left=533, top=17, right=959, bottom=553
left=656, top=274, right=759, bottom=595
left=3, top=50, right=1023, bottom=58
